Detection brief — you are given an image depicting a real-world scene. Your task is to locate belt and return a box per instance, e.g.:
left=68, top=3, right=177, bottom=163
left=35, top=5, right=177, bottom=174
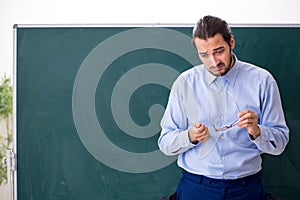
left=183, top=170, right=261, bottom=187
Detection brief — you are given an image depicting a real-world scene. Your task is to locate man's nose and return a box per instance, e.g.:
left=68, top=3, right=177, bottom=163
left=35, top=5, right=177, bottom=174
left=208, top=55, right=218, bottom=67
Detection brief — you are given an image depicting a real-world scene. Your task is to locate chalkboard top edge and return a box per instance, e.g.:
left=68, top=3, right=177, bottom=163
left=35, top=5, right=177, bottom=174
left=13, top=23, right=300, bottom=28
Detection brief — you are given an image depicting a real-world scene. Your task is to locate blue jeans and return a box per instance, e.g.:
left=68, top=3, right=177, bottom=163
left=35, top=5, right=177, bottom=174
left=176, top=170, right=266, bottom=200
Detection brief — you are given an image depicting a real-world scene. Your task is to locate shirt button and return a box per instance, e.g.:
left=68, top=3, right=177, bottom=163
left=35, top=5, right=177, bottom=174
left=221, top=157, right=225, bottom=160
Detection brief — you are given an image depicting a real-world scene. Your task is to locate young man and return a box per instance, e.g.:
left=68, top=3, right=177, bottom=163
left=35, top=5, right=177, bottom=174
left=158, top=15, right=289, bottom=200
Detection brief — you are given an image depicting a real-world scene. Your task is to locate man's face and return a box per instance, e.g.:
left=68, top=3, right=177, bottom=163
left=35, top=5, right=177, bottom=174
left=194, top=33, right=235, bottom=76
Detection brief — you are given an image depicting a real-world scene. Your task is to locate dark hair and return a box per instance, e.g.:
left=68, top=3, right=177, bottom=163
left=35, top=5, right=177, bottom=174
left=192, top=15, right=232, bottom=47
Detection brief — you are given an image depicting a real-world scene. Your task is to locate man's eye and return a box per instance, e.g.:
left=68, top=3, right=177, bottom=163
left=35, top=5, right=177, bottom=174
left=200, top=54, right=208, bottom=58
left=215, top=49, right=225, bottom=55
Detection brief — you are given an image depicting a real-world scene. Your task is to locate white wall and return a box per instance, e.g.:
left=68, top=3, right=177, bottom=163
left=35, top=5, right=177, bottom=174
left=1, top=0, right=300, bottom=79
left=0, top=0, right=299, bottom=199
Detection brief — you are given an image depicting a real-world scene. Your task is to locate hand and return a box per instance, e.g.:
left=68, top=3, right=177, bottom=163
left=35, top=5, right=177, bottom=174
left=188, top=122, right=210, bottom=144
left=238, top=110, right=260, bottom=139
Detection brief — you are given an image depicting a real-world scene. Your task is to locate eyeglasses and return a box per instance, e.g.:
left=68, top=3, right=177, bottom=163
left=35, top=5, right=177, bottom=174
left=213, top=119, right=239, bottom=132
left=212, top=90, right=240, bottom=132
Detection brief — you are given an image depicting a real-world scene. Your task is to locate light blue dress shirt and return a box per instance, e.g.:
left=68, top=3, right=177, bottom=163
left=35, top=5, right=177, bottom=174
left=158, top=56, right=289, bottom=179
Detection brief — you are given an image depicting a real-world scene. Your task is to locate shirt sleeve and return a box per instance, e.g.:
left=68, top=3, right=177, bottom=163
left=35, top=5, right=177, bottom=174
left=157, top=78, right=198, bottom=156
left=251, top=78, right=289, bottom=155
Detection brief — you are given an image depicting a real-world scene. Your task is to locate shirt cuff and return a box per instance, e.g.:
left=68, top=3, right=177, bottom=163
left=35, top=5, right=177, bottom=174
left=178, top=130, right=197, bottom=147
left=250, top=125, right=268, bottom=145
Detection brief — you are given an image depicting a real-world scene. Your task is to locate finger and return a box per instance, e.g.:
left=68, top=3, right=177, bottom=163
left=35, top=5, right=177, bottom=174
left=238, top=112, right=257, bottom=123
left=196, top=124, right=207, bottom=133
left=194, top=122, right=202, bottom=128
left=198, top=132, right=210, bottom=142
left=238, top=117, right=258, bottom=128
left=238, top=109, right=254, bottom=118
left=238, top=110, right=248, bottom=117
left=195, top=128, right=209, bottom=141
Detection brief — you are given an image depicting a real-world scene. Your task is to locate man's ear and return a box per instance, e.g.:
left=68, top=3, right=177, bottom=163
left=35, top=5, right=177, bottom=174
left=230, top=35, right=235, bottom=49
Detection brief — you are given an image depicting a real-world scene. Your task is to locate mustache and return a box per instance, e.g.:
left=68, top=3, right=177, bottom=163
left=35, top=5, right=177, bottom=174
left=210, top=62, right=225, bottom=70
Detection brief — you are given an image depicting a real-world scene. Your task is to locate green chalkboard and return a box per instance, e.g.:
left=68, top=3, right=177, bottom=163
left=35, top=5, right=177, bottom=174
left=16, top=25, right=300, bottom=200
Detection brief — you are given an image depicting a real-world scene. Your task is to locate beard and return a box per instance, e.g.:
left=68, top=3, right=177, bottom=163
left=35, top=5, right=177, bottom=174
left=208, top=52, right=234, bottom=76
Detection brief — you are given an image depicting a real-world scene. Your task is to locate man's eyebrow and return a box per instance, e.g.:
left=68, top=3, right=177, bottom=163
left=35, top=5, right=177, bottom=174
left=198, top=46, right=225, bottom=55
left=198, top=51, right=208, bottom=55
left=212, top=46, right=225, bottom=51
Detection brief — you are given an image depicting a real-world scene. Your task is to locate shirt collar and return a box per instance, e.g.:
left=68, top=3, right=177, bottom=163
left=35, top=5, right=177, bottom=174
left=223, top=54, right=239, bottom=86
left=204, top=67, right=217, bottom=86
left=203, top=54, right=239, bottom=86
